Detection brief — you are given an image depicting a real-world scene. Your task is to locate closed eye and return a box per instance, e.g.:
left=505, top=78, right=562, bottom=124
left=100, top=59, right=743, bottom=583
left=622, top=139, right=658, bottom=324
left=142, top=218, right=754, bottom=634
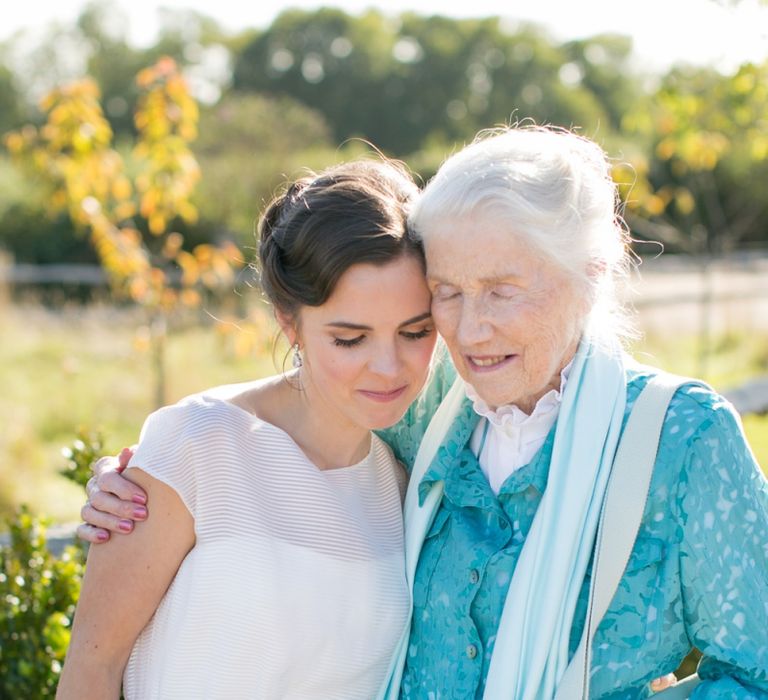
left=401, top=327, right=434, bottom=341
left=491, top=284, right=517, bottom=298
left=333, top=335, right=365, bottom=347
left=432, top=285, right=460, bottom=301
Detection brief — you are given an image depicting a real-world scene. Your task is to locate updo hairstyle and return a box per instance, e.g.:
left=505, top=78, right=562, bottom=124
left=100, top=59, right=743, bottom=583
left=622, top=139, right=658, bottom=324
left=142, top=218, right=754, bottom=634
left=258, top=158, right=422, bottom=320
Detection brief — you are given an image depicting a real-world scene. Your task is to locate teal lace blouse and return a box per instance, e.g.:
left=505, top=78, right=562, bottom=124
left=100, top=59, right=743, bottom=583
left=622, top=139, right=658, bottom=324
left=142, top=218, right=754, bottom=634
left=378, top=353, right=768, bottom=699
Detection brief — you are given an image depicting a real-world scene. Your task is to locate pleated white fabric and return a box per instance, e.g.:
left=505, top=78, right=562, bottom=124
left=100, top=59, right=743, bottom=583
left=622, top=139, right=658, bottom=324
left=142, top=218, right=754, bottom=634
left=122, top=388, right=410, bottom=700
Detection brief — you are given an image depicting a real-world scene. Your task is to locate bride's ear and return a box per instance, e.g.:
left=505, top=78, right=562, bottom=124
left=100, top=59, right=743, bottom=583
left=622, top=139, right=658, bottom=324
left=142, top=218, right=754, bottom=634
left=275, top=309, right=299, bottom=347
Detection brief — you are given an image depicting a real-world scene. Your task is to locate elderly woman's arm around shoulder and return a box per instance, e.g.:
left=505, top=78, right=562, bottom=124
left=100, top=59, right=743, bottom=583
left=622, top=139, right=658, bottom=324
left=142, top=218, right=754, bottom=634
left=676, top=390, right=768, bottom=697
left=56, top=467, right=194, bottom=699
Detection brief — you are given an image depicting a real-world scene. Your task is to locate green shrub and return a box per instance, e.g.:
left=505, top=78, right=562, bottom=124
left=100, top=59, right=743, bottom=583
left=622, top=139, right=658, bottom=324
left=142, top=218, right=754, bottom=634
left=60, top=430, right=105, bottom=490
left=0, top=507, right=84, bottom=697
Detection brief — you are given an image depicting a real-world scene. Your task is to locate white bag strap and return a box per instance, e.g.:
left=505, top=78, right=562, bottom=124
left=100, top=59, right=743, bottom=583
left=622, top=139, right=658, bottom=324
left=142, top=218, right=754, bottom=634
left=556, top=373, right=703, bottom=699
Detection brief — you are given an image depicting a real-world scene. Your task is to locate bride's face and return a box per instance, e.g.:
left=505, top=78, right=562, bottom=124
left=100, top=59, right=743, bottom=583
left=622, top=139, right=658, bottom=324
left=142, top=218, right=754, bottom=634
left=293, top=255, right=436, bottom=432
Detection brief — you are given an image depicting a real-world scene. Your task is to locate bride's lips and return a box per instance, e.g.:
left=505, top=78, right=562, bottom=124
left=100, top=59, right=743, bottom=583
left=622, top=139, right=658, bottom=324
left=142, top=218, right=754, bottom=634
left=465, top=354, right=517, bottom=373
left=358, top=385, right=409, bottom=403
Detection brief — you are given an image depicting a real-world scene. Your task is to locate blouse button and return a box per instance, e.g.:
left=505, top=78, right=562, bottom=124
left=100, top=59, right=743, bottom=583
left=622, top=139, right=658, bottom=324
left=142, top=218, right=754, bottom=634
left=466, top=644, right=478, bottom=659
left=469, top=569, right=480, bottom=584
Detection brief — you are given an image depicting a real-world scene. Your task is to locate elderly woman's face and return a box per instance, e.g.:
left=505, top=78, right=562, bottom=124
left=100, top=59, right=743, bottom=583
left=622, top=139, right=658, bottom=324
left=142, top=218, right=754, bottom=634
left=423, top=216, right=586, bottom=413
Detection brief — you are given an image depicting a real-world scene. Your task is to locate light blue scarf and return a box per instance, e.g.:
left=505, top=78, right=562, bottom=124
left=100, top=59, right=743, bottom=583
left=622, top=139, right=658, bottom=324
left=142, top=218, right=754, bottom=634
left=482, top=337, right=627, bottom=699
left=377, top=336, right=627, bottom=700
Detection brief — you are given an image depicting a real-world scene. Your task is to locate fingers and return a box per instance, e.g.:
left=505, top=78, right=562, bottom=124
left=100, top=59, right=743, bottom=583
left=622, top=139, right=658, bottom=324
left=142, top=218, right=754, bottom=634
left=76, top=522, right=110, bottom=544
left=90, top=482, right=147, bottom=521
left=92, top=455, right=120, bottom=477
left=96, top=467, right=148, bottom=506
left=80, top=497, right=144, bottom=535
left=81, top=448, right=148, bottom=540
left=117, top=446, right=135, bottom=473
left=79, top=452, right=148, bottom=538
left=650, top=673, right=678, bottom=692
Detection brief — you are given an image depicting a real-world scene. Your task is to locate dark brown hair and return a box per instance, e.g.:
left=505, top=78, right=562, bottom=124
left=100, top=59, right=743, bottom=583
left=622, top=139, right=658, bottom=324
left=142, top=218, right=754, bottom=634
left=258, top=158, right=423, bottom=318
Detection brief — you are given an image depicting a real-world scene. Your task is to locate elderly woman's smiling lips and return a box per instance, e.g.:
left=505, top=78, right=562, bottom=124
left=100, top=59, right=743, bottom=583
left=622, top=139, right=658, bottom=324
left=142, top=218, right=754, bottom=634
left=466, top=354, right=517, bottom=371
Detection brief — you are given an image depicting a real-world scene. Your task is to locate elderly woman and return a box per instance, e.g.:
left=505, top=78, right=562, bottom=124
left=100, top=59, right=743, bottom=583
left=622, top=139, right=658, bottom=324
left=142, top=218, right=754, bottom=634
left=377, top=126, right=768, bottom=699
left=79, top=127, right=767, bottom=699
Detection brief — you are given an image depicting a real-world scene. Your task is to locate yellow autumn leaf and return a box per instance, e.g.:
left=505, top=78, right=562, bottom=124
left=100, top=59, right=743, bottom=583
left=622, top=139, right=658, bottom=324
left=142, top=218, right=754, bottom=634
left=674, top=188, right=696, bottom=216
left=150, top=268, right=166, bottom=286
left=148, top=212, right=166, bottom=235
left=750, top=137, right=768, bottom=161
left=180, top=289, right=201, bottom=307
left=193, top=244, right=214, bottom=264
left=161, top=288, right=178, bottom=309
left=177, top=201, right=198, bottom=224
left=114, top=201, right=137, bottom=220
left=644, top=194, right=667, bottom=217
left=176, top=250, right=199, bottom=286
left=129, top=277, right=149, bottom=302
left=655, top=138, right=676, bottom=161
left=112, top=177, right=132, bottom=201
left=162, top=232, right=184, bottom=257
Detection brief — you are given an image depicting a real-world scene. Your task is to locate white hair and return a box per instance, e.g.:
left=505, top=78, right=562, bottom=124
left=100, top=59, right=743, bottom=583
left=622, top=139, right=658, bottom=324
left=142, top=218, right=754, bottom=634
left=409, top=125, right=636, bottom=344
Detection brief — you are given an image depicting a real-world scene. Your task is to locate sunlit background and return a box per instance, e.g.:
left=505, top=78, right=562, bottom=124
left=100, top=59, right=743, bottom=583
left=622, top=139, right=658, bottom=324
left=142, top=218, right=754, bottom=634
left=1, top=0, right=767, bottom=523
left=1, top=1, right=767, bottom=692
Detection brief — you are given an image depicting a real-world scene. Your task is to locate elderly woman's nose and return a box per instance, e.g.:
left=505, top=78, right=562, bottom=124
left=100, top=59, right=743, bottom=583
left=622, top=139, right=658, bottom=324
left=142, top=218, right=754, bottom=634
left=455, top=298, right=494, bottom=346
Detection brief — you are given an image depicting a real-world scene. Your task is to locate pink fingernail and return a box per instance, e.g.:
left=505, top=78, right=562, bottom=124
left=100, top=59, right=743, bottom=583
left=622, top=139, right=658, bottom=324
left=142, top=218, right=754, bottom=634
left=97, top=531, right=109, bottom=542
left=132, top=494, right=147, bottom=505
left=133, top=506, right=147, bottom=519
left=118, top=519, right=133, bottom=532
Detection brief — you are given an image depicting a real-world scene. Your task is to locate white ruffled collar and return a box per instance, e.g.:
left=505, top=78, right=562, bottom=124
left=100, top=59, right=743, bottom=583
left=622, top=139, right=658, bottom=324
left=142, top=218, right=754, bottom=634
left=465, top=360, right=573, bottom=433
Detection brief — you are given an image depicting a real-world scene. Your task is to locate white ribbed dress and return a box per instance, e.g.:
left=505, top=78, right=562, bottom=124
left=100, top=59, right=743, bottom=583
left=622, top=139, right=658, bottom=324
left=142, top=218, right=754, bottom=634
left=122, top=389, right=410, bottom=700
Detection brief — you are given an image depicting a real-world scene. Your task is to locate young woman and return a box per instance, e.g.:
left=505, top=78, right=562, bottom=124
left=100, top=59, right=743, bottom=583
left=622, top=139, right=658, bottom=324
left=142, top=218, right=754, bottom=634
left=57, top=158, right=437, bottom=699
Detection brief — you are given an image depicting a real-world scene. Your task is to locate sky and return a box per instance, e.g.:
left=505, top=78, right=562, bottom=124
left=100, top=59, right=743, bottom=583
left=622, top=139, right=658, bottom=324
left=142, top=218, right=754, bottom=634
left=3, top=0, right=768, bottom=74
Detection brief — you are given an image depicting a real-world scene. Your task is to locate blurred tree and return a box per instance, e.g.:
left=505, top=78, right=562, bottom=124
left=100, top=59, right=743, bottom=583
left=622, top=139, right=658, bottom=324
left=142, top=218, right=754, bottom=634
left=0, top=64, right=25, bottom=134
left=76, top=1, right=148, bottom=138
left=232, top=9, right=627, bottom=155
left=233, top=9, right=397, bottom=146
left=617, top=60, right=768, bottom=254
left=5, top=58, right=244, bottom=405
left=615, top=60, right=768, bottom=376
left=561, top=34, right=644, bottom=131
left=193, top=92, right=337, bottom=242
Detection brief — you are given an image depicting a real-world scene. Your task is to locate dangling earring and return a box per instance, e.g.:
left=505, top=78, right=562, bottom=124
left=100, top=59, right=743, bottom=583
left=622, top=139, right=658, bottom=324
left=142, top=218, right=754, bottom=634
left=292, top=343, right=302, bottom=368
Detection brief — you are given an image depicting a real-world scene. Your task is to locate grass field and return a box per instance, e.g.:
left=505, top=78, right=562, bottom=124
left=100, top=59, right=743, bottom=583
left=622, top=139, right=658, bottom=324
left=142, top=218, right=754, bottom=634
left=1, top=302, right=766, bottom=526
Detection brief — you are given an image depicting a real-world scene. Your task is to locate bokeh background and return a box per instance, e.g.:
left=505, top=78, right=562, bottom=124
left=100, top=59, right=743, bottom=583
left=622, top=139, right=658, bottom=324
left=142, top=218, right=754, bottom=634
left=1, top=0, right=767, bottom=531
left=1, top=1, right=767, bottom=693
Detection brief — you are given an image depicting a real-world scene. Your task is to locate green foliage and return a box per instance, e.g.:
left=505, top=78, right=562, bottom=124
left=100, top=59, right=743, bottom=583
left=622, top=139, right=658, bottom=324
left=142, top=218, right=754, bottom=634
left=193, top=93, right=340, bottom=242
left=60, top=430, right=105, bottom=489
left=231, top=10, right=639, bottom=155
left=0, top=506, right=84, bottom=697
left=76, top=1, right=149, bottom=137
left=0, top=65, right=25, bottom=135
left=619, top=61, right=768, bottom=253
left=3, top=5, right=768, bottom=259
